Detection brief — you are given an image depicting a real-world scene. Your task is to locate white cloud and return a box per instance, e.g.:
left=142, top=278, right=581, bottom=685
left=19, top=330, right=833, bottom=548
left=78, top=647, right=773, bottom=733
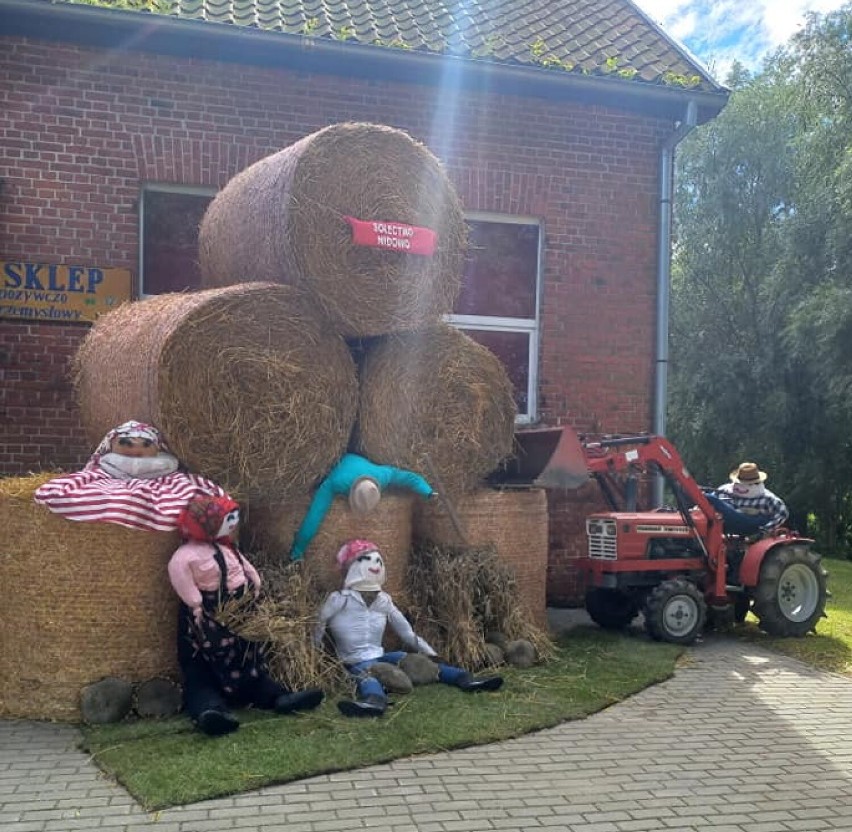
left=632, top=0, right=848, bottom=76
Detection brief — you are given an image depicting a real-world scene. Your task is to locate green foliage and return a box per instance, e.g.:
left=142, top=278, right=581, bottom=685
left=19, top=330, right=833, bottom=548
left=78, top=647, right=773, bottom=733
left=669, top=3, right=852, bottom=552
left=660, top=70, right=702, bottom=88
left=79, top=630, right=679, bottom=810
left=332, top=25, right=356, bottom=42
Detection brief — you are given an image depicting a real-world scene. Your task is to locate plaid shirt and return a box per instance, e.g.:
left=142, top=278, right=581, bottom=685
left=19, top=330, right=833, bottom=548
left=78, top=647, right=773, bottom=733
left=716, top=483, right=789, bottom=529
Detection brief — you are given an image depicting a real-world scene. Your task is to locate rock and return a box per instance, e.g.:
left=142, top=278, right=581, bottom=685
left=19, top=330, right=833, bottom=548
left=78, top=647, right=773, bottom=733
left=80, top=677, right=133, bottom=725
left=485, top=630, right=510, bottom=651
left=368, top=663, right=414, bottom=694
left=505, top=639, right=537, bottom=668
left=483, top=643, right=506, bottom=667
left=133, top=678, right=183, bottom=718
left=399, top=652, right=440, bottom=685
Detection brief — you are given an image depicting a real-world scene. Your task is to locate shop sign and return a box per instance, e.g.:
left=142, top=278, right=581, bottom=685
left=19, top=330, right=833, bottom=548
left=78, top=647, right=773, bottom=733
left=0, top=262, right=132, bottom=323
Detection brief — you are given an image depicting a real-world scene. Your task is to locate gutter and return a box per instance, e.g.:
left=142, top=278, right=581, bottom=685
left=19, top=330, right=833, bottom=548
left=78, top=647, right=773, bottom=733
left=652, top=99, right=698, bottom=505
left=0, top=0, right=728, bottom=124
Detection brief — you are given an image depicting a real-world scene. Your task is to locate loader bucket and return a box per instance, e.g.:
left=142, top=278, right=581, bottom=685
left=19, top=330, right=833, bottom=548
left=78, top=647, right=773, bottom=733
left=498, top=426, right=590, bottom=489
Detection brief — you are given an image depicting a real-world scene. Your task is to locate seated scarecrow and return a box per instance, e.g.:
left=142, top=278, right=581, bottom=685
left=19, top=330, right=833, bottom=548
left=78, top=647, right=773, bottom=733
left=290, top=453, right=434, bottom=561
left=315, top=539, right=503, bottom=718
left=169, top=494, right=324, bottom=736
left=33, top=420, right=224, bottom=532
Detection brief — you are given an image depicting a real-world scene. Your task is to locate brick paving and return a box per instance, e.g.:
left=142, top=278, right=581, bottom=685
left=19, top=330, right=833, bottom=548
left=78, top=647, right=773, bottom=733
left=3, top=634, right=852, bottom=831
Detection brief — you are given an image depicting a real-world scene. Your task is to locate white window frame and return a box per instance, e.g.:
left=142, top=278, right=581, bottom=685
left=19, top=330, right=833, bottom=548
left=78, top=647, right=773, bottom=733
left=445, top=211, right=542, bottom=424
left=138, top=183, right=217, bottom=297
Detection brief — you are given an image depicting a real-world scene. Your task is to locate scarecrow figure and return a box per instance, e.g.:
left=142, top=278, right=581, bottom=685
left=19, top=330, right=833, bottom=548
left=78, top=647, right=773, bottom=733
left=704, top=461, right=789, bottom=536
left=290, top=453, right=434, bottom=560
left=169, top=494, right=324, bottom=736
left=33, top=420, right=225, bottom=532
left=315, top=539, right=503, bottom=717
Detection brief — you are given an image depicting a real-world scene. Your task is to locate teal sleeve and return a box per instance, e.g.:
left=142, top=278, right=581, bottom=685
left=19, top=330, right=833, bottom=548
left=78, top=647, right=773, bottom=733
left=386, top=466, right=433, bottom=497
left=290, top=480, right=335, bottom=561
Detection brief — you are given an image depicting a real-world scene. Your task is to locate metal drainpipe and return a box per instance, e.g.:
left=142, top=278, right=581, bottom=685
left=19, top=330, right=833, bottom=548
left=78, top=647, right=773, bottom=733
left=652, top=99, right=698, bottom=506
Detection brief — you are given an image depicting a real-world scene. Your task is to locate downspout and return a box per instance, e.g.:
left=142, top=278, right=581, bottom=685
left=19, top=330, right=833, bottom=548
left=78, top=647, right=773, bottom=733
left=653, top=100, right=698, bottom=506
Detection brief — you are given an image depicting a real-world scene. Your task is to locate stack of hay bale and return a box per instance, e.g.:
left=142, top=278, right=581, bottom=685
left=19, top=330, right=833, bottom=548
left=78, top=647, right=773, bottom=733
left=0, top=123, right=549, bottom=721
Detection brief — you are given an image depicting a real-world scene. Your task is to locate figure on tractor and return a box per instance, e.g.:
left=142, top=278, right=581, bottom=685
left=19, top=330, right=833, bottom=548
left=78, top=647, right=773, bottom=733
left=703, top=461, right=788, bottom=537
left=570, top=435, right=827, bottom=646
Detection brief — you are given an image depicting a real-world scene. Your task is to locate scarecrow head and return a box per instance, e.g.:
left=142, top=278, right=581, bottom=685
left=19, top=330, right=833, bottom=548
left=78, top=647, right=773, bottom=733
left=336, top=539, right=386, bottom=591
left=179, top=494, right=241, bottom=543
left=729, top=461, right=767, bottom=498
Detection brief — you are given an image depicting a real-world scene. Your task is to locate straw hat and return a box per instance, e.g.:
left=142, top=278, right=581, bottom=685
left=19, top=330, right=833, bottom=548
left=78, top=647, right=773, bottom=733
left=348, top=476, right=382, bottom=515
left=729, top=462, right=768, bottom=484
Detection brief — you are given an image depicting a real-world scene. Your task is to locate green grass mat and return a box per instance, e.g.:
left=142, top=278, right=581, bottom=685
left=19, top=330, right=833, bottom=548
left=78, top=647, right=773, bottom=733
left=80, top=628, right=681, bottom=810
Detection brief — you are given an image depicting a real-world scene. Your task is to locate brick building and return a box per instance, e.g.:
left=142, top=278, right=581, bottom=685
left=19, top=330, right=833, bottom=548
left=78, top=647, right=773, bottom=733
left=0, top=0, right=728, bottom=603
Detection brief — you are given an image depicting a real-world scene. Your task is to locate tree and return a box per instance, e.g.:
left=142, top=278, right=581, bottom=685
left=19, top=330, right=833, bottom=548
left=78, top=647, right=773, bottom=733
left=668, top=4, right=852, bottom=552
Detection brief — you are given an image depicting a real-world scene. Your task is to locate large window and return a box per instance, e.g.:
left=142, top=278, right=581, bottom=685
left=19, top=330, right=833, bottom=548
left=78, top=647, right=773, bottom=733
left=138, top=192, right=541, bottom=422
left=139, top=185, right=214, bottom=295
left=449, top=215, right=541, bottom=423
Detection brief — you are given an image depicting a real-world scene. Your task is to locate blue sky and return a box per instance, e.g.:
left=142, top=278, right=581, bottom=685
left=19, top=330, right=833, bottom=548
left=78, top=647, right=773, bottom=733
left=633, top=0, right=848, bottom=80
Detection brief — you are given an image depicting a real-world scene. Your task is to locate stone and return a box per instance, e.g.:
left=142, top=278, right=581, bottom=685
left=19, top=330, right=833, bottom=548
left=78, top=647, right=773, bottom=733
left=80, top=676, right=133, bottom=725
left=133, top=678, right=183, bottom=718
left=369, top=662, right=414, bottom=694
left=399, top=652, right=440, bottom=685
left=505, top=639, right=537, bottom=668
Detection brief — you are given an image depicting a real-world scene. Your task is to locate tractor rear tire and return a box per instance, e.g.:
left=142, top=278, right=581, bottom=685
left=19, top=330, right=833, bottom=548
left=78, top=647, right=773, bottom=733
left=752, top=545, right=827, bottom=637
left=585, top=588, right=638, bottom=631
left=644, top=578, right=706, bottom=645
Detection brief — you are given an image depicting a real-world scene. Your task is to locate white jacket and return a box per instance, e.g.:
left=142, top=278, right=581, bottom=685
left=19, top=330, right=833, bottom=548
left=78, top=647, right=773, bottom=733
left=314, top=589, right=436, bottom=664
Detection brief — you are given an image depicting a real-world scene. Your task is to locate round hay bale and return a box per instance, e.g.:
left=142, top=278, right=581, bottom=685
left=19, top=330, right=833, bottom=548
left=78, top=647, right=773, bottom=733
left=0, top=475, right=180, bottom=722
left=198, top=122, right=467, bottom=338
left=355, top=325, right=516, bottom=496
left=414, top=488, right=549, bottom=628
left=73, top=283, right=357, bottom=504
left=244, top=493, right=415, bottom=598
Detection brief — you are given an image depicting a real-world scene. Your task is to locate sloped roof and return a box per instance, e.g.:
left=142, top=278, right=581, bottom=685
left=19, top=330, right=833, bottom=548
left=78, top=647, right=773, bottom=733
left=2, top=0, right=729, bottom=121
left=88, top=0, right=722, bottom=92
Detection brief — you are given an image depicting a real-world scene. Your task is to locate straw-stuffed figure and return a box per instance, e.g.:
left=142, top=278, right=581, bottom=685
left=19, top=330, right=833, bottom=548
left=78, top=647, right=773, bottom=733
left=315, top=539, right=503, bottom=717
left=33, top=420, right=226, bottom=532
left=169, top=494, right=324, bottom=736
left=290, top=453, right=434, bottom=560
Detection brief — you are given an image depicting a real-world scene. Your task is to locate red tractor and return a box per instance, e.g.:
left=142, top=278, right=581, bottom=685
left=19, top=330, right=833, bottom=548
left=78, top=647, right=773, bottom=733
left=580, top=434, right=827, bottom=644
left=510, top=429, right=828, bottom=645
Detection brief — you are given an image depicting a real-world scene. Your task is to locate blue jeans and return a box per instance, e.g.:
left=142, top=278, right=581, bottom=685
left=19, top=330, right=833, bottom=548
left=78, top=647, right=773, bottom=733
left=346, top=651, right=466, bottom=702
left=703, top=492, right=767, bottom=536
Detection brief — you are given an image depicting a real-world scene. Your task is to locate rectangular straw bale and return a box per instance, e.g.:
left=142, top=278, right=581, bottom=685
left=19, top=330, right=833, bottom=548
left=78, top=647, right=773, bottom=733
left=413, top=488, right=549, bottom=627
left=0, top=476, right=180, bottom=721
left=244, top=493, right=415, bottom=600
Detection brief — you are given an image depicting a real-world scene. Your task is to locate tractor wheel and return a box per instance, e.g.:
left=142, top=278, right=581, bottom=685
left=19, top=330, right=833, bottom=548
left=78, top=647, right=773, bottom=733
left=585, top=588, right=638, bottom=631
left=643, top=578, right=706, bottom=645
left=752, top=545, right=828, bottom=637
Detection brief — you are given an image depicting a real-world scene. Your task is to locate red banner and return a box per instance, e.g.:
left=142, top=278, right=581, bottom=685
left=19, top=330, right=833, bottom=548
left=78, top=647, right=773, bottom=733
left=344, top=216, right=437, bottom=257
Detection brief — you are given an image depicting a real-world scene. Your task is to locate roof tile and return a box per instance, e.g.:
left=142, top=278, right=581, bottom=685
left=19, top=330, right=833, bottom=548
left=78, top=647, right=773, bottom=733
left=64, top=0, right=722, bottom=91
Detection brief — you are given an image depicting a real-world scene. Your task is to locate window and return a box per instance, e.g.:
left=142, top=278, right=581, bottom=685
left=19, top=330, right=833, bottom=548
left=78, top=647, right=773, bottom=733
left=139, top=185, right=215, bottom=295
left=447, top=215, right=541, bottom=422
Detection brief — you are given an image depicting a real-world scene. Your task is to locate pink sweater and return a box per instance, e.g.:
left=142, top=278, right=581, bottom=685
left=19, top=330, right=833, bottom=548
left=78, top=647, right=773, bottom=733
left=167, top=540, right=261, bottom=611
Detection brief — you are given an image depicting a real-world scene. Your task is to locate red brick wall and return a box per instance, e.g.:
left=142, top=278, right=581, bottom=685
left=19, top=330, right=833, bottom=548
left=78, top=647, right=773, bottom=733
left=0, top=36, right=670, bottom=604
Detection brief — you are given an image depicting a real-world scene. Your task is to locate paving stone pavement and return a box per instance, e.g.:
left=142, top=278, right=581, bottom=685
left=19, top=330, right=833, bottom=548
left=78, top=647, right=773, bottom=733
left=3, top=633, right=852, bottom=832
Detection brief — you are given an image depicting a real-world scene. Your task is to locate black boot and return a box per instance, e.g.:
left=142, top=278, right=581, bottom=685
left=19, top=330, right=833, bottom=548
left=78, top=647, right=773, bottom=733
left=337, top=694, right=386, bottom=718
left=274, top=689, right=325, bottom=714
left=197, top=708, right=240, bottom=736
left=456, top=673, right=503, bottom=693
